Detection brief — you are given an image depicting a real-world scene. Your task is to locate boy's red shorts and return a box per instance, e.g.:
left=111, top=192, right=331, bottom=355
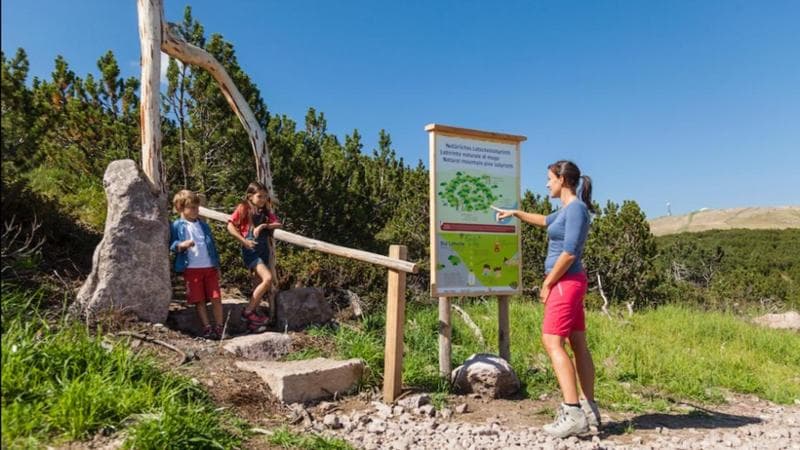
left=183, top=267, right=221, bottom=304
left=542, top=272, right=588, bottom=337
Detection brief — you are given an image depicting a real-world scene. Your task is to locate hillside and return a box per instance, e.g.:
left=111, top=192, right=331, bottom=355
left=649, top=206, right=800, bottom=236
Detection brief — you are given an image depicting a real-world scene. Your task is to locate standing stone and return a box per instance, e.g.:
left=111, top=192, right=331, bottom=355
left=72, top=160, right=171, bottom=323
left=275, top=287, right=334, bottom=330
left=451, top=353, right=521, bottom=399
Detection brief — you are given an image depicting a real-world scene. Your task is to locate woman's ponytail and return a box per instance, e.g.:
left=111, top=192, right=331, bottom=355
left=580, top=175, right=596, bottom=213
left=549, top=160, right=596, bottom=213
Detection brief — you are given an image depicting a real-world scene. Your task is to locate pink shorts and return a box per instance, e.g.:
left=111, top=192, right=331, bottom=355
left=542, top=272, right=588, bottom=337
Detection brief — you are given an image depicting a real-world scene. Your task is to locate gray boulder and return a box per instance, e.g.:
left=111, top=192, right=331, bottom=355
left=72, top=160, right=171, bottom=323
left=753, top=311, right=800, bottom=331
left=275, top=287, right=334, bottom=330
left=451, top=353, right=521, bottom=399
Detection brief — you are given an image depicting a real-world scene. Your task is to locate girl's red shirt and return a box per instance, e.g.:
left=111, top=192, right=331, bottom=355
left=228, top=204, right=279, bottom=236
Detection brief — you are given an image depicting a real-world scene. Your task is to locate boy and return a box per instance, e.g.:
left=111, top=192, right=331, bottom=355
left=170, top=190, right=225, bottom=339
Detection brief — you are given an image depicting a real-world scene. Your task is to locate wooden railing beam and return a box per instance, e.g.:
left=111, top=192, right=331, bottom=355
left=198, top=207, right=418, bottom=274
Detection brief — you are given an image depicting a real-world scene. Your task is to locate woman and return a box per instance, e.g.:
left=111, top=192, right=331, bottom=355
left=496, top=160, right=601, bottom=438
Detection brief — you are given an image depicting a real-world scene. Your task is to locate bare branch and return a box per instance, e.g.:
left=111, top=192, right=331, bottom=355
left=596, top=273, right=612, bottom=319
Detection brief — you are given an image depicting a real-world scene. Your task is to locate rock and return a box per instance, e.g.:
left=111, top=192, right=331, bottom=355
left=451, top=353, right=521, bottom=399
left=367, top=419, right=386, bottom=434
left=318, top=401, right=337, bottom=414
left=418, top=404, right=436, bottom=417
left=288, top=403, right=314, bottom=427
left=275, top=287, right=334, bottom=331
left=222, top=332, right=291, bottom=360
left=397, top=394, right=431, bottom=409
left=372, top=401, right=393, bottom=418
left=73, top=160, right=171, bottom=324
left=455, top=403, right=469, bottom=414
left=167, top=298, right=253, bottom=335
left=753, top=311, right=800, bottom=330
left=392, top=406, right=405, bottom=416
left=440, top=407, right=453, bottom=419
left=236, top=358, right=364, bottom=403
left=323, top=414, right=342, bottom=429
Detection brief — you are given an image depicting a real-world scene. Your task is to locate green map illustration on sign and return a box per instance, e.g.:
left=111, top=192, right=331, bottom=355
left=439, top=232, right=520, bottom=289
left=438, top=172, right=501, bottom=212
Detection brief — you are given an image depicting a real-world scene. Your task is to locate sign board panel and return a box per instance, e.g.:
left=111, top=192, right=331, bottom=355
left=427, top=124, right=525, bottom=297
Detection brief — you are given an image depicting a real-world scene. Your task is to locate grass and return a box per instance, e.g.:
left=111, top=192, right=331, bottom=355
left=1, top=288, right=246, bottom=449
left=303, top=299, right=800, bottom=412
left=267, top=426, right=354, bottom=449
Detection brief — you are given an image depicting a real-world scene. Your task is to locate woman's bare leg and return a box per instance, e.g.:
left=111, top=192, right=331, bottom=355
left=568, top=331, right=596, bottom=401
left=542, top=333, right=579, bottom=404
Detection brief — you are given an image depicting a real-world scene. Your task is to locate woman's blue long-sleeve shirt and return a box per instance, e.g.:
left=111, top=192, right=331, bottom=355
left=544, top=200, right=590, bottom=275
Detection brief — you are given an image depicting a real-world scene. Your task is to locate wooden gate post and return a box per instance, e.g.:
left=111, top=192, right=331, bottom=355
left=438, top=296, right=452, bottom=379
left=498, top=295, right=511, bottom=362
left=383, top=245, right=408, bottom=403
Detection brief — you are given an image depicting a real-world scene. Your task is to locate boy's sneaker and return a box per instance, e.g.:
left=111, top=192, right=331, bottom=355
left=580, top=399, right=601, bottom=428
left=241, top=309, right=268, bottom=333
left=542, top=403, right=589, bottom=438
left=213, top=324, right=226, bottom=340
left=201, top=325, right=218, bottom=340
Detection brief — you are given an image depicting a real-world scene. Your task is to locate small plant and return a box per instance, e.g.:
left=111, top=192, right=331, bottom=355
left=1, top=215, right=44, bottom=279
left=623, top=421, right=636, bottom=434
left=268, top=426, right=353, bottom=449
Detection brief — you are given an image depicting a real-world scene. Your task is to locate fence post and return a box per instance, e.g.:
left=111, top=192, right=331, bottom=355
left=438, top=296, right=452, bottom=379
left=383, top=245, right=408, bottom=403
left=498, top=295, right=510, bottom=362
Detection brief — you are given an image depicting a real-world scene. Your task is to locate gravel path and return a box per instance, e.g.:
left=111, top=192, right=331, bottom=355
left=313, top=395, right=800, bottom=450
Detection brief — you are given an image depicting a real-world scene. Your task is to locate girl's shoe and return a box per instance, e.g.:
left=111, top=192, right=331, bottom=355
left=241, top=309, right=268, bottom=332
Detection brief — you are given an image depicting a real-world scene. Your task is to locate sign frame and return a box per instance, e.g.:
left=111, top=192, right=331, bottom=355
left=427, top=123, right=526, bottom=298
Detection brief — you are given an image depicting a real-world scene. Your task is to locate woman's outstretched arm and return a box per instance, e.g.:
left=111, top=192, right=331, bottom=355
left=494, top=207, right=548, bottom=228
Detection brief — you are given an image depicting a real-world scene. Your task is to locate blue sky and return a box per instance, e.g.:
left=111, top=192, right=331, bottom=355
left=3, top=0, right=799, bottom=218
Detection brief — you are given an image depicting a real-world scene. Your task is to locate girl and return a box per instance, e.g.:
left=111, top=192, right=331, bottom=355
left=495, top=160, right=600, bottom=438
left=227, top=182, right=282, bottom=332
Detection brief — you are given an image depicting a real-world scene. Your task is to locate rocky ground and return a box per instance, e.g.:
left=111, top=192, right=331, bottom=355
left=308, top=393, right=800, bottom=450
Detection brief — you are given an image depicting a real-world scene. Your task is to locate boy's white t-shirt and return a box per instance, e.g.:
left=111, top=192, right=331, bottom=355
left=185, top=220, right=213, bottom=268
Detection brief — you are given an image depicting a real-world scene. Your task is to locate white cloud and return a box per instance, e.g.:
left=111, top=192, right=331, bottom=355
left=160, top=52, right=169, bottom=83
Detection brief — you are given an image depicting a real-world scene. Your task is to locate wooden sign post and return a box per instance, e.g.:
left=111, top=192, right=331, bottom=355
left=426, top=124, right=526, bottom=378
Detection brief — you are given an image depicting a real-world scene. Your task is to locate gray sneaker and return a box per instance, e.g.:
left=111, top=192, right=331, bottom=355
left=580, top=399, right=601, bottom=428
left=543, top=403, right=589, bottom=438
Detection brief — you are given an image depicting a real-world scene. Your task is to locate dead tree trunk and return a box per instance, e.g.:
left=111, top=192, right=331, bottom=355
left=137, top=0, right=165, bottom=194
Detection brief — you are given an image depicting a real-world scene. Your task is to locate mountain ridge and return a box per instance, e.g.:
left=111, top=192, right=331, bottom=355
left=648, top=206, right=800, bottom=236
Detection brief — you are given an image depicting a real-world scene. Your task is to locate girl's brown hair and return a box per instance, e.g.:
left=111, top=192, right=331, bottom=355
left=234, top=182, right=271, bottom=231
